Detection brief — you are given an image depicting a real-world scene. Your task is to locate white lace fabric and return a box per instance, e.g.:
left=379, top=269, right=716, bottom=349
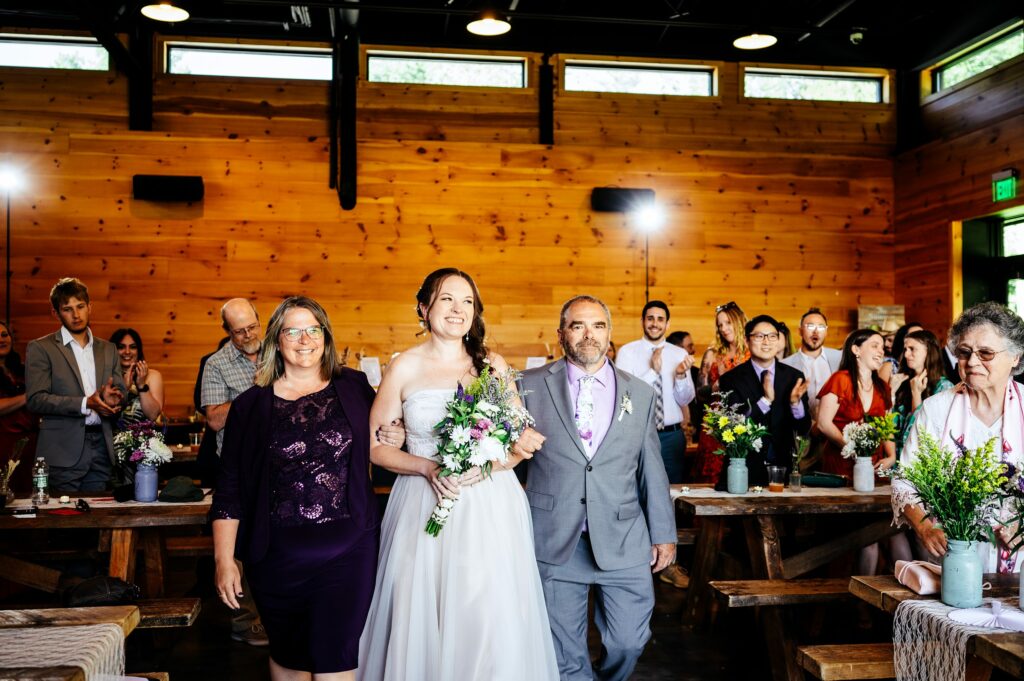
left=0, top=623, right=125, bottom=680
left=893, top=597, right=1017, bottom=681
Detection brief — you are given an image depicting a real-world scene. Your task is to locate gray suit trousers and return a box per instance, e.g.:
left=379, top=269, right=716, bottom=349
left=538, top=534, right=654, bottom=681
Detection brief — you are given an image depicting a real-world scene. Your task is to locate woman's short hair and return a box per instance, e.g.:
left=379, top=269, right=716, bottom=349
left=109, top=328, right=145, bottom=362
left=950, top=302, right=1024, bottom=376
left=255, top=296, right=340, bottom=386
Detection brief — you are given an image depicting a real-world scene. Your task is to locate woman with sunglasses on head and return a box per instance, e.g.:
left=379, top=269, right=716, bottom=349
left=890, top=329, right=955, bottom=458
left=693, top=301, right=750, bottom=483
left=212, top=296, right=385, bottom=681
left=894, top=303, right=1024, bottom=571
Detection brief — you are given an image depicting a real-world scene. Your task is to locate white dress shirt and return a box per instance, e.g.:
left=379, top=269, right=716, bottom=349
left=782, top=347, right=840, bottom=417
left=615, top=338, right=696, bottom=427
left=62, top=326, right=100, bottom=425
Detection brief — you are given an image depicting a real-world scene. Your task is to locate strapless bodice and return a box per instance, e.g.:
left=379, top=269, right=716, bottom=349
left=402, top=388, right=455, bottom=459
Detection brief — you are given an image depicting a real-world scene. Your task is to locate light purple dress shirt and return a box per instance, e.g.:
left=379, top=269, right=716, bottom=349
left=750, top=360, right=806, bottom=420
left=566, top=359, right=617, bottom=459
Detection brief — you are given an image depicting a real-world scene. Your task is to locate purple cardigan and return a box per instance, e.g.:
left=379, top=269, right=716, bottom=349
left=211, top=368, right=380, bottom=565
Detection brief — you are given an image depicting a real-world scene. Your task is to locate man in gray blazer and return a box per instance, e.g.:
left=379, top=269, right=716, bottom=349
left=522, top=295, right=676, bottom=681
left=26, top=278, right=125, bottom=491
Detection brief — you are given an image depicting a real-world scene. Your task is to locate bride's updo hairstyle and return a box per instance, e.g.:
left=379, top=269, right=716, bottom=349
left=416, top=268, right=488, bottom=375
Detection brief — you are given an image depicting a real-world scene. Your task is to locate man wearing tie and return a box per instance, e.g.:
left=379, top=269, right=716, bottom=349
left=614, top=301, right=696, bottom=484
left=717, top=315, right=811, bottom=489
left=522, top=295, right=676, bottom=681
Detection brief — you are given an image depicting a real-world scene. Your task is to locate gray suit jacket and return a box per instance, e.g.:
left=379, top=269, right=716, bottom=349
left=25, top=331, right=124, bottom=467
left=521, top=359, right=676, bottom=571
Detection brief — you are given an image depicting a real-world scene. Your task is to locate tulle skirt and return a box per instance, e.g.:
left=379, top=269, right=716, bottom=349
left=358, top=468, right=559, bottom=681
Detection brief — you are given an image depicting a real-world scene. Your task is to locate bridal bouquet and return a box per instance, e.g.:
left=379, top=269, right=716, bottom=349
left=426, top=365, right=535, bottom=537
left=840, top=413, right=898, bottom=459
left=114, top=421, right=173, bottom=468
left=701, top=392, right=769, bottom=459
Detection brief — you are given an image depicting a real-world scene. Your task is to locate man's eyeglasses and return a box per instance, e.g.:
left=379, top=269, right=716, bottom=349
left=281, top=326, right=325, bottom=342
left=802, top=323, right=828, bottom=332
left=953, top=346, right=1006, bottom=362
left=716, top=301, right=738, bottom=313
left=749, top=333, right=780, bottom=343
left=231, top=323, right=260, bottom=339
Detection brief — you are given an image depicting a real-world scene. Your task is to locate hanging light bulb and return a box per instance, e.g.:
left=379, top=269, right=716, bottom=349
left=733, top=33, right=778, bottom=50
left=140, top=2, right=190, bottom=23
left=467, top=11, right=511, bottom=36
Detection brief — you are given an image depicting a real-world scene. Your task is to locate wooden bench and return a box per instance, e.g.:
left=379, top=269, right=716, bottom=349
left=164, top=536, right=213, bottom=558
left=797, top=643, right=894, bottom=680
left=677, top=528, right=698, bottom=545
left=709, top=578, right=852, bottom=607
left=137, top=598, right=201, bottom=629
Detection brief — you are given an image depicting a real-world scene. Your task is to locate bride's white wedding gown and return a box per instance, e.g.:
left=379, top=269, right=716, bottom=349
left=358, top=389, right=559, bottom=681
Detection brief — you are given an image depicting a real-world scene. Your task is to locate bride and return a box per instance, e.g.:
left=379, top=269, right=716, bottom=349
left=358, top=268, right=559, bottom=681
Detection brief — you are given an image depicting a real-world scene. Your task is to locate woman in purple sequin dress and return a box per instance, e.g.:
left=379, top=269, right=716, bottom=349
left=212, top=296, right=382, bottom=680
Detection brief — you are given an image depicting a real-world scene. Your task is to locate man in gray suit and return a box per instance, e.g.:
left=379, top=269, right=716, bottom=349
left=522, top=295, right=676, bottom=681
left=26, top=278, right=125, bottom=491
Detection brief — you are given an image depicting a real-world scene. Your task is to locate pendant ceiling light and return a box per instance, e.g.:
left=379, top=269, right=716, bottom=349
left=466, top=11, right=511, bottom=36
left=140, top=2, right=190, bottom=23
left=733, top=33, right=778, bottom=50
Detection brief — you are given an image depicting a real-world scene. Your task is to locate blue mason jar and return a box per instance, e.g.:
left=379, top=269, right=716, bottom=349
left=134, top=463, right=159, bottom=503
left=727, top=457, right=748, bottom=494
left=941, top=539, right=983, bottom=608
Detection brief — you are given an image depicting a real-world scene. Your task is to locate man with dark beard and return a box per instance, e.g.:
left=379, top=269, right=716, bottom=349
left=201, top=297, right=268, bottom=647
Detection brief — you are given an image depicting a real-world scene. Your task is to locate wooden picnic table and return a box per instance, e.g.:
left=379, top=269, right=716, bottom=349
left=675, top=484, right=897, bottom=681
left=850, top=574, right=1024, bottom=680
left=0, top=495, right=211, bottom=598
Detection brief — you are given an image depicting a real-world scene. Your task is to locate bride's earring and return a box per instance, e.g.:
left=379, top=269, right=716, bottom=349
left=464, top=333, right=469, bottom=342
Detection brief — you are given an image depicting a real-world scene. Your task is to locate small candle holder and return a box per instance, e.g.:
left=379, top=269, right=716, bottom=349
left=59, top=495, right=71, bottom=504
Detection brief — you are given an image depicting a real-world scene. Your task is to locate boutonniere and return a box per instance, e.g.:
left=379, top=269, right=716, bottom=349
left=617, top=393, right=633, bottom=422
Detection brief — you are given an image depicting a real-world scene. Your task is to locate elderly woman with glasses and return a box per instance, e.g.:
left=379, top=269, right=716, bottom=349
left=894, top=302, right=1024, bottom=571
left=212, top=296, right=387, bottom=681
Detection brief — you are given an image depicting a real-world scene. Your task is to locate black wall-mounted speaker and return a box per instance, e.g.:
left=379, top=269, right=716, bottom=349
left=590, top=187, right=655, bottom=212
left=132, top=174, right=205, bottom=202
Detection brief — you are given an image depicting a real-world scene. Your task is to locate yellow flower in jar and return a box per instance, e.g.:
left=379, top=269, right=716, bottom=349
left=722, top=430, right=736, bottom=443
left=718, top=416, right=729, bottom=428
left=734, top=424, right=747, bottom=435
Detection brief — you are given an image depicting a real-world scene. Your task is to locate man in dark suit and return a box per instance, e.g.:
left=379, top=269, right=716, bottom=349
left=717, top=314, right=811, bottom=489
left=26, top=278, right=125, bottom=491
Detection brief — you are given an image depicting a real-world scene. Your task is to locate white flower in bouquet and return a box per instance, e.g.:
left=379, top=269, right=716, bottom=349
left=471, top=436, right=507, bottom=466
left=450, top=425, right=472, bottom=446
left=476, top=400, right=500, bottom=416
left=841, top=422, right=875, bottom=459
left=752, top=437, right=763, bottom=452
left=147, top=437, right=173, bottom=464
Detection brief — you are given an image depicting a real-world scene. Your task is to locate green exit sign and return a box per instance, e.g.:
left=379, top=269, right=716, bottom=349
left=993, top=169, right=1019, bottom=202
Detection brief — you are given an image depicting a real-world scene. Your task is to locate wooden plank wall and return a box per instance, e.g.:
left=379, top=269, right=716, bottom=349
left=0, top=52, right=895, bottom=415
left=894, top=54, right=1024, bottom=333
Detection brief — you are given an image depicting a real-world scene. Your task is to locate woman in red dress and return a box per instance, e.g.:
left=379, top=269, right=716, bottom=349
left=694, top=302, right=750, bottom=483
left=816, top=328, right=907, bottom=578
left=816, top=328, right=894, bottom=479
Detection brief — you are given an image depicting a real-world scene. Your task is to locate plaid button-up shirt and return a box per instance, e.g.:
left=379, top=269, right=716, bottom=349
left=200, top=341, right=257, bottom=454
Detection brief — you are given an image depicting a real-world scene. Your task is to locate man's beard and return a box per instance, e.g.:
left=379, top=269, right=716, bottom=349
left=564, top=340, right=606, bottom=367
left=645, top=328, right=665, bottom=342
left=239, top=338, right=262, bottom=355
